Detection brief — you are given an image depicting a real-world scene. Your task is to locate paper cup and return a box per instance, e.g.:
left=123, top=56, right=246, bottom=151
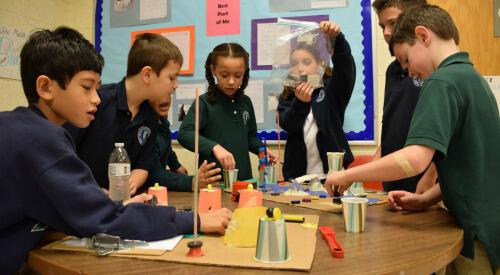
left=327, top=152, right=344, bottom=173
left=341, top=197, right=368, bottom=233
left=264, top=165, right=277, bottom=184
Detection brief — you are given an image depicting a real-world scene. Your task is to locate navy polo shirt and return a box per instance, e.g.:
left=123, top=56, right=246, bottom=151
left=380, top=60, right=424, bottom=192
left=65, top=78, right=157, bottom=189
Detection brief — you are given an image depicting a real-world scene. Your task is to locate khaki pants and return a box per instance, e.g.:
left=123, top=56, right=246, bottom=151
left=439, top=241, right=499, bottom=275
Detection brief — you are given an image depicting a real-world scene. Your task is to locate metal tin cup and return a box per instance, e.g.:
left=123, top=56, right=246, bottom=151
left=327, top=152, right=345, bottom=173
left=264, top=165, right=277, bottom=184
left=254, top=209, right=290, bottom=263
left=223, top=169, right=238, bottom=190
left=341, top=197, right=368, bottom=233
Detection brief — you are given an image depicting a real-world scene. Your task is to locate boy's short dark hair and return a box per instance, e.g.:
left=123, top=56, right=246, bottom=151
left=126, top=33, right=183, bottom=77
left=391, top=4, right=459, bottom=46
left=20, top=26, right=104, bottom=104
left=372, top=0, right=427, bottom=14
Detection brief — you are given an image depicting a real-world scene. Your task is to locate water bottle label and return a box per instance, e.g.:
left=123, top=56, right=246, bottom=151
left=109, top=163, right=130, bottom=176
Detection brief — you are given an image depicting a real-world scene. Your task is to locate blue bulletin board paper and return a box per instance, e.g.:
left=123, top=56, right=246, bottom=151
left=94, top=0, right=374, bottom=142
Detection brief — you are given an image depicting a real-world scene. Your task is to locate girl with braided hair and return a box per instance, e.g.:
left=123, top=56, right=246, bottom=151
left=179, top=43, right=275, bottom=180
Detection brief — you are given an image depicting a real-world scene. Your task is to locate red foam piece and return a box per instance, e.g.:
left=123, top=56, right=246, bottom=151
left=319, top=226, right=345, bottom=258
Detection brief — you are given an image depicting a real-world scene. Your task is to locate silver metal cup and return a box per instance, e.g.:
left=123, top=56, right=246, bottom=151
left=341, top=197, right=368, bottom=233
left=223, top=169, right=238, bottom=190
left=254, top=216, right=290, bottom=263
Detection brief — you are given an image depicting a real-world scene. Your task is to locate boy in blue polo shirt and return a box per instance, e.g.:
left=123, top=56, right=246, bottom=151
left=0, top=27, right=231, bottom=274
left=325, top=5, right=500, bottom=273
left=65, top=33, right=181, bottom=195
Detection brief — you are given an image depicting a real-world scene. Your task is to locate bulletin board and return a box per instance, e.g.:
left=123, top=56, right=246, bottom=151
left=95, top=0, right=375, bottom=142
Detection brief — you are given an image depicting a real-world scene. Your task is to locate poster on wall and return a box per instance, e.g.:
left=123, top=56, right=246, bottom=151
left=206, top=0, right=240, bottom=36
left=110, top=0, right=171, bottom=28
left=131, top=26, right=195, bottom=74
left=0, top=26, right=27, bottom=80
left=484, top=76, right=500, bottom=113
left=269, top=0, right=346, bottom=12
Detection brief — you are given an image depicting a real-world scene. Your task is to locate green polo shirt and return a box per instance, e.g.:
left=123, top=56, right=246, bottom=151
left=178, top=89, right=262, bottom=180
left=405, top=52, right=500, bottom=266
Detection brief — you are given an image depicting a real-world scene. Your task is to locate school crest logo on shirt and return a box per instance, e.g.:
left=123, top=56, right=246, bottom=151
left=31, top=222, right=48, bottom=232
left=137, top=126, right=151, bottom=146
left=316, top=90, right=326, bottom=103
left=242, top=111, right=250, bottom=125
left=412, top=76, right=424, bottom=87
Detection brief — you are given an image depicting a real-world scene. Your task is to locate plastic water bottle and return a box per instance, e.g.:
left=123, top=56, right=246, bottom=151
left=108, top=143, right=131, bottom=201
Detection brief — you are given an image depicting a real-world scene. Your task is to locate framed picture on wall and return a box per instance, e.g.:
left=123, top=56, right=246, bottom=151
left=131, top=25, right=195, bottom=74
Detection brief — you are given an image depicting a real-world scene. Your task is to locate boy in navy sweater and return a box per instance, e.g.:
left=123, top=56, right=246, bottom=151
left=65, top=33, right=182, bottom=195
left=0, top=27, right=231, bottom=274
left=371, top=0, right=437, bottom=193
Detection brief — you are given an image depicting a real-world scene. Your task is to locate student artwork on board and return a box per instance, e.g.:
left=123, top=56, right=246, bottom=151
left=0, top=26, right=27, bottom=80
left=114, top=0, right=132, bottom=11
left=97, top=0, right=375, bottom=141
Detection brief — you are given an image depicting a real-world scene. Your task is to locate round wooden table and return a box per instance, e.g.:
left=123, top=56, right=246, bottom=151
left=28, top=192, right=463, bottom=275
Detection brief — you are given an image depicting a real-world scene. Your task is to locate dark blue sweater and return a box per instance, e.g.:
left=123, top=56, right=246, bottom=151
left=278, top=33, right=355, bottom=180
left=144, top=116, right=193, bottom=192
left=381, top=60, right=423, bottom=192
left=0, top=106, right=195, bottom=274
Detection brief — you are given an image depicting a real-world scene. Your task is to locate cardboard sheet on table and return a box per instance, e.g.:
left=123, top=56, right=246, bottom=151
left=44, top=215, right=319, bottom=271
left=262, top=193, right=387, bottom=213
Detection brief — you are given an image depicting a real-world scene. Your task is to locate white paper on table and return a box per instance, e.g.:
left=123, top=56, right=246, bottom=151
left=256, top=23, right=291, bottom=67
left=245, top=79, right=264, bottom=123
left=63, top=235, right=183, bottom=251
left=162, top=31, right=192, bottom=72
left=311, top=0, right=347, bottom=9
left=484, top=76, right=500, bottom=114
left=176, top=83, right=206, bottom=100
left=140, top=0, right=168, bottom=20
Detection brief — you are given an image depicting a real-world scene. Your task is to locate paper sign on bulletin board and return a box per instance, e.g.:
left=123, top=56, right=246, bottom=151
left=206, top=0, right=240, bottom=36
left=484, top=76, right=500, bottom=113
left=131, top=26, right=195, bottom=75
left=269, top=0, right=347, bottom=12
left=110, top=0, right=171, bottom=28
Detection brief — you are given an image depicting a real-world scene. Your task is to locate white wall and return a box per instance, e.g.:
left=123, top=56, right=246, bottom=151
left=0, top=0, right=95, bottom=111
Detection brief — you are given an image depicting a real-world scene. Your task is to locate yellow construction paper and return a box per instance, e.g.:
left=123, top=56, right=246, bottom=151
left=224, top=207, right=266, bottom=247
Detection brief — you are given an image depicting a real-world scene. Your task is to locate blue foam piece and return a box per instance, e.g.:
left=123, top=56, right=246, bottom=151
left=309, top=191, right=329, bottom=196
left=265, top=184, right=288, bottom=191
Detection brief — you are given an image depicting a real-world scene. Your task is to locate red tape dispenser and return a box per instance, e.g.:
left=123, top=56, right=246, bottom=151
left=319, top=226, right=345, bottom=258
